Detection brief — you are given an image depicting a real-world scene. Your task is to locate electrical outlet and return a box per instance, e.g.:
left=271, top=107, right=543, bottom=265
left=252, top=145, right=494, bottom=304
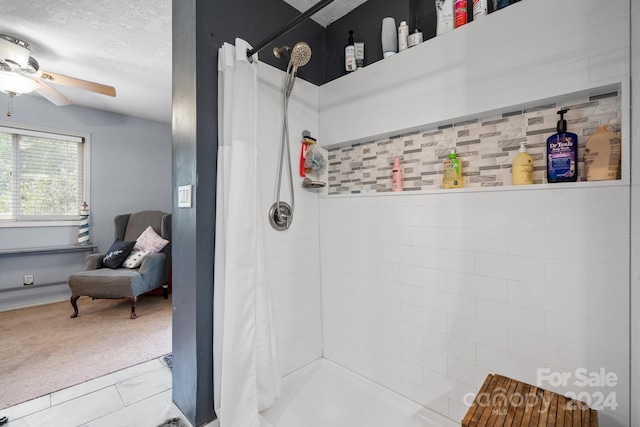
left=23, top=274, right=34, bottom=286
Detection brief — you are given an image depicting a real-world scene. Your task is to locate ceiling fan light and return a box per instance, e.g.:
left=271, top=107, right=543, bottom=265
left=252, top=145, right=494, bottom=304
left=0, top=70, right=39, bottom=95
left=0, top=35, right=30, bottom=69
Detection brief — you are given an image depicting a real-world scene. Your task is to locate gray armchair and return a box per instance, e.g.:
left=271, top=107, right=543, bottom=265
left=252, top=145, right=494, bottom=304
left=68, top=210, right=171, bottom=319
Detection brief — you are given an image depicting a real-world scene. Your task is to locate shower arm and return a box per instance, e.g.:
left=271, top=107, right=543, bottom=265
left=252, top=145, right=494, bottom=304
left=246, top=0, right=335, bottom=61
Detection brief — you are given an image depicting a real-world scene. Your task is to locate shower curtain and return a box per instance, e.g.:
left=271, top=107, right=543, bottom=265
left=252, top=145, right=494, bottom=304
left=214, top=39, right=281, bottom=427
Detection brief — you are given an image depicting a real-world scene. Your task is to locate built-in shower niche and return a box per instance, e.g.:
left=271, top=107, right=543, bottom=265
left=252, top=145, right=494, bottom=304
left=327, top=86, right=623, bottom=195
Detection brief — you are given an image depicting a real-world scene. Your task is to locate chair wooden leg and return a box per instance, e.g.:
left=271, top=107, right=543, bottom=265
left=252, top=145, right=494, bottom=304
left=130, top=296, right=138, bottom=319
left=70, top=295, right=80, bottom=318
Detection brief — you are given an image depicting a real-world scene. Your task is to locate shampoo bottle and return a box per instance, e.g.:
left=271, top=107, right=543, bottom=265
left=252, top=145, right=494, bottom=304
left=454, top=0, right=468, bottom=28
left=392, top=158, right=403, bottom=192
left=398, top=21, right=409, bottom=51
left=436, top=0, right=454, bottom=36
left=547, top=109, right=578, bottom=183
left=443, top=150, right=463, bottom=189
left=511, top=141, right=534, bottom=185
left=345, top=30, right=356, bottom=72
left=584, top=125, right=621, bottom=181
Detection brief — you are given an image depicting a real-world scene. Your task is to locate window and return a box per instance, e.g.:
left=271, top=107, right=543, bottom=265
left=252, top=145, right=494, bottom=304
left=0, top=125, right=87, bottom=222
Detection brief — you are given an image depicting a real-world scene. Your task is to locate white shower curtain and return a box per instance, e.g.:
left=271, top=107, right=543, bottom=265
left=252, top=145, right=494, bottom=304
left=214, top=39, right=281, bottom=427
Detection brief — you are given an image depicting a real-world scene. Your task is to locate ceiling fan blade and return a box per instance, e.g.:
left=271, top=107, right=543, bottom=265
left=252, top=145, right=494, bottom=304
left=35, top=80, right=72, bottom=106
left=39, top=71, right=116, bottom=97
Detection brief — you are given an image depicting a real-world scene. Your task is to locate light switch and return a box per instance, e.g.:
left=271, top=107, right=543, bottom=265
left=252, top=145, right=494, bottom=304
left=178, top=185, right=192, bottom=208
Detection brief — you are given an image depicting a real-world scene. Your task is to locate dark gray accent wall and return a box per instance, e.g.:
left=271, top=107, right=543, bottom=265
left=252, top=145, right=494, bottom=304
left=324, top=0, right=411, bottom=82
left=209, top=0, right=326, bottom=85
left=171, top=0, right=216, bottom=425
left=324, top=0, right=486, bottom=83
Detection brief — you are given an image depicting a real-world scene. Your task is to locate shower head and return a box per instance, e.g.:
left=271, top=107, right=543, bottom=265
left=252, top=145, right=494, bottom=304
left=289, top=42, right=312, bottom=69
left=273, top=42, right=312, bottom=74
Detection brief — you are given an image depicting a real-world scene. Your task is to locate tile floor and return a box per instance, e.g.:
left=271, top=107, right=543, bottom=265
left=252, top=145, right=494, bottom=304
left=1, top=356, right=460, bottom=427
left=0, top=356, right=192, bottom=427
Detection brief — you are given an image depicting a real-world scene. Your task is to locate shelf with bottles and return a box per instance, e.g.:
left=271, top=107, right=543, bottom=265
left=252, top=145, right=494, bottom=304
left=325, top=84, right=624, bottom=195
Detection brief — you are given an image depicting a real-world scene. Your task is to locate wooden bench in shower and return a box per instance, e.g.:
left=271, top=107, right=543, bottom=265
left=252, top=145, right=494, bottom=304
left=462, top=374, right=598, bottom=426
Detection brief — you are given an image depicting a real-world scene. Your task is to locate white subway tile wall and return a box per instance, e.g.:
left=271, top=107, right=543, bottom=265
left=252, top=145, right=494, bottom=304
left=258, top=65, right=323, bottom=376
left=327, top=93, right=621, bottom=194
left=317, top=1, right=632, bottom=425
left=319, top=188, right=630, bottom=424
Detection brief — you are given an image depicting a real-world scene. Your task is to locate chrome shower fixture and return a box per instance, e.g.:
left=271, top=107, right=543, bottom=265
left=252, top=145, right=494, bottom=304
left=272, top=45, right=290, bottom=59
left=288, top=42, right=311, bottom=70
left=273, top=42, right=312, bottom=74
left=269, top=41, right=312, bottom=232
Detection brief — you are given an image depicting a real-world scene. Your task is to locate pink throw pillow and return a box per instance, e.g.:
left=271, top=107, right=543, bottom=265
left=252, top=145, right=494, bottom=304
left=134, top=226, right=169, bottom=253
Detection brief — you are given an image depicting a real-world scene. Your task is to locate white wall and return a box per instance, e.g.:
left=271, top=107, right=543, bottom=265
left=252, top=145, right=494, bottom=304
left=0, top=95, right=172, bottom=309
left=630, top=0, right=639, bottom=425
left=319, top=1, right=631, bottom=425
left=257, top=64, right=323, bottom=375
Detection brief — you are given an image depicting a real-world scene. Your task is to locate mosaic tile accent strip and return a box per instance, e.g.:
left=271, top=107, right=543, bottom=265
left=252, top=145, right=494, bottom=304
left=328, top=92, right=621, bottom=194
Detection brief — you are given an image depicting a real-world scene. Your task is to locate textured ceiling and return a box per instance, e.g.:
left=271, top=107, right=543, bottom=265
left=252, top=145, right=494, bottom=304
left=0, top=0, right=362, bottom=124
left=283, top=0, right=368, bottom=27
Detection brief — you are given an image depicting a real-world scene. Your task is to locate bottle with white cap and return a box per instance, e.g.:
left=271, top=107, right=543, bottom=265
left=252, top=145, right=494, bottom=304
left=398, top=21, right=409, bottom=51
left=511, top=141, right=534, bottom=185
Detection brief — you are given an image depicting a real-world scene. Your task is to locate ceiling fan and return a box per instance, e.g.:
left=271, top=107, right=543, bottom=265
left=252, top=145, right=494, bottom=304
left=0, top=34, right=116, bottom=116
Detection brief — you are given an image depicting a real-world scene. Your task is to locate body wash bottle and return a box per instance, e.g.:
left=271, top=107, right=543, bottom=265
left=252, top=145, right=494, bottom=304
left=547, top=109, right=578, bottom=183
left=345, top=30, right=356, bottom=72
left=512, top=141, right=533, bottom=185
left=392, top=158, right=403, bottom=192
left=443, top=150, right=463, bottom=189
left=436, top=0, right=454, bottom=36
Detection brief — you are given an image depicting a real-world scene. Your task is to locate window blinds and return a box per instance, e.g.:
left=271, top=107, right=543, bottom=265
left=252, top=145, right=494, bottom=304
left=0, top=126, right=85, bottom=221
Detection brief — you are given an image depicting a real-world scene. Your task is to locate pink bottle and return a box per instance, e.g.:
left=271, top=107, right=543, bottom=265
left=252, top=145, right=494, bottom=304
left=392, top=158, right=403, bottom=192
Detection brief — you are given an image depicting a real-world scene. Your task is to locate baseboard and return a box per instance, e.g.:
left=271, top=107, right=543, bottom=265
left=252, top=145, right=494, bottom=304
left=0, top=282, right=70, bottom=312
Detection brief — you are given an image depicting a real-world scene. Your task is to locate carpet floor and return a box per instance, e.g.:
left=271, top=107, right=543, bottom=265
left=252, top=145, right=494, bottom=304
left=0, top=295, right=172, bottom=410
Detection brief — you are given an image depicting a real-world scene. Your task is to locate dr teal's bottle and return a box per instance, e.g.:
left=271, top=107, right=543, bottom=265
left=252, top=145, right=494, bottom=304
left=546, top=109, right=578, bottom=183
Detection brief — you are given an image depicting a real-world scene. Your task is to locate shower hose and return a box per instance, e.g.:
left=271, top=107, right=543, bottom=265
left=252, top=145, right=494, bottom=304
left=274, top=61, right=297, bottom=228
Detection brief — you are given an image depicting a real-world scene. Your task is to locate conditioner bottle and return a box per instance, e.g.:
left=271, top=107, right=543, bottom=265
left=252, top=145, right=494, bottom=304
left=547, top=109, right=578, bottom=183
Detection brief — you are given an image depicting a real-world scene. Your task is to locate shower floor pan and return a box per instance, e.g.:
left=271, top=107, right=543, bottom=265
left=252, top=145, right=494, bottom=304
left=261, top=358, right=458, bottom=427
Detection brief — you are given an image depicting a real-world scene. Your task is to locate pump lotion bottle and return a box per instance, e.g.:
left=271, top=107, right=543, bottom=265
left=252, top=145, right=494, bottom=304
left=512, top=141, right=533, bottom=185
left=547, top=109, right=578, bottom=183
left=345, top=30, right=356, bottom=72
